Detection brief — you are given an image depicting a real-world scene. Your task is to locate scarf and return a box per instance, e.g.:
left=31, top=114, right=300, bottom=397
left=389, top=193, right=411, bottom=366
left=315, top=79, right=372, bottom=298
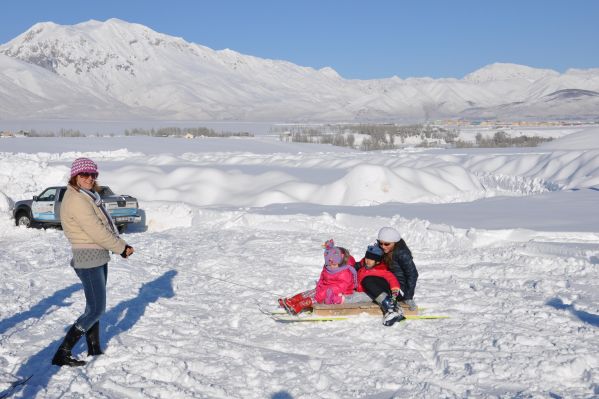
left=325, top=264, right=358, bottom=289
left=80, top=187, right=119, bottom=236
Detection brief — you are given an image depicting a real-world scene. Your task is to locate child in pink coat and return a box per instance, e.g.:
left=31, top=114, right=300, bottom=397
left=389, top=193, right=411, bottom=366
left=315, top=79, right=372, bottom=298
left=279, top=239, right=357, bottom=314
left=314, top=240, right=357, bottom=304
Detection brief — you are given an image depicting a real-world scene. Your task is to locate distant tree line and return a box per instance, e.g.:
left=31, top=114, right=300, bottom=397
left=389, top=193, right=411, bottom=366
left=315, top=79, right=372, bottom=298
left=124, top=127, right=253, bottom=137
left=475, top=131, right=553, bottom=147
left=28, top=129, right=84, bottom=137
left=276, top=124, right=553, bottom=150
left=454, top=131, right=553, bottom=148
left=275, top=124, right=459, bottom=150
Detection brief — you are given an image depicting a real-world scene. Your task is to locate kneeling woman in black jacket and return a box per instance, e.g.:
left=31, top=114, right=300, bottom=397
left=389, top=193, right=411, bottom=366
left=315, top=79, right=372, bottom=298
left=376, top=226, right=419, bottom=311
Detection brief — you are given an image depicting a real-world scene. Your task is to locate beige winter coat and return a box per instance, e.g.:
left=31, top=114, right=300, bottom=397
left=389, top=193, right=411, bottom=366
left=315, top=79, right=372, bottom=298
left=61, top=184, right=127, bottom=254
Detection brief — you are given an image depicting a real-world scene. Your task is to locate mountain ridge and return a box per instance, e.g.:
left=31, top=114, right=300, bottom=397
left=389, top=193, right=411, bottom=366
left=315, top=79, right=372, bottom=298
left=1, top=19, right=598, bottom=122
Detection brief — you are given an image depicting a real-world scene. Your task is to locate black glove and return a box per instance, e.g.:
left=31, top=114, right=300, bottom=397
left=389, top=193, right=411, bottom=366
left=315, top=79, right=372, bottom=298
left=121, top=245, right=132, bottom=258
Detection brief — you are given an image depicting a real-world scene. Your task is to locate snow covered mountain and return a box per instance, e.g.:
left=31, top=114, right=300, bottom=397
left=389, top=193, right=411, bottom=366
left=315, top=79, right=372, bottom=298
left=1, top=18, right=598, bottom=122
left=0, top=54, right=151, bottom=120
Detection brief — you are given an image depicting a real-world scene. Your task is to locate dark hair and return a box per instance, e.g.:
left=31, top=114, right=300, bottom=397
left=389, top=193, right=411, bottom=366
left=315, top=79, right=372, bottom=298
left=382, top=239, right=411, bottom=266
left=68, top=175, right=100, bottom=192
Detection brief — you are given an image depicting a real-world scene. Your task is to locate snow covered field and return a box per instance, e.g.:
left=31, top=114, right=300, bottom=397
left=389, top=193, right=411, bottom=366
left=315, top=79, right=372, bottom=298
left=0, top=128, right=598, bottom=398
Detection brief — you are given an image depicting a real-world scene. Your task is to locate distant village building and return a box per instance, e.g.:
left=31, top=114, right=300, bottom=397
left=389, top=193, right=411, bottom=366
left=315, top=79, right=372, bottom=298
left=15, top=130, right=30, bottom=137
left=0, top=130, right=28, bottom=138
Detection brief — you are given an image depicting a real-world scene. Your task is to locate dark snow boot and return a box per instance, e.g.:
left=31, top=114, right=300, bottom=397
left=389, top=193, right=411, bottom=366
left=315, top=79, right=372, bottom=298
left=380, top=296, right=404, bottom=327
left=52, top=324, right=86, bottom=367
left=86, top=321, right=104, bottom=356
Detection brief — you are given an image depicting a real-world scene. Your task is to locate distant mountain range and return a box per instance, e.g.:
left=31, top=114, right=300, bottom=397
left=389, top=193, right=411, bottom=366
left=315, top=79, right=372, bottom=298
left=1, top=18, right=598, bottom=122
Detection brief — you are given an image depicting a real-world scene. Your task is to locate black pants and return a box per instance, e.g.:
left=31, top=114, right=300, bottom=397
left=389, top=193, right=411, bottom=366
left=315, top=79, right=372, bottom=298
left=361, top=276, right=392, bottom=302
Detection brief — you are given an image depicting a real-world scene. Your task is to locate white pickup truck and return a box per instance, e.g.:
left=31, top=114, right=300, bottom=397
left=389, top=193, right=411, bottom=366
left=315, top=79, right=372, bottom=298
left=12, top=186, right=141, bottom=233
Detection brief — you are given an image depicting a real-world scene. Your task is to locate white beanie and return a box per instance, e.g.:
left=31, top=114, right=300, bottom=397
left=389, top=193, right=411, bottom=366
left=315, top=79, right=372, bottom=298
left=378, top=227, right=401, bottom=242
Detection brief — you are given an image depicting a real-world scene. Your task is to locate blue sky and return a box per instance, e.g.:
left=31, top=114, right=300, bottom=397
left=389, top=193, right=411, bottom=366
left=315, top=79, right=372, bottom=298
left=1, top=0, right=598, bottom=79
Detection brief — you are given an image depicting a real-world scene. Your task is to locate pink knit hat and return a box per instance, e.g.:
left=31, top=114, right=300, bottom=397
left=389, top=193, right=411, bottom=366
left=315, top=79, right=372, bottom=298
left=70, top=157, right=98, bottom=178
left=323, top=239, right=343, bottom=266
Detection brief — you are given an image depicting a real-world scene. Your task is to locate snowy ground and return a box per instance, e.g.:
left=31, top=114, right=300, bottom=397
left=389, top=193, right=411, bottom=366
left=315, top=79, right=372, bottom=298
left=0, top=128, right=598, bottom=398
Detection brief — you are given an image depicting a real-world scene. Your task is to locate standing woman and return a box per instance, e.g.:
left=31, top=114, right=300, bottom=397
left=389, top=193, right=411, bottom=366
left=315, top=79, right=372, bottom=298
left=52, top=157, right=134, bottom=367
left=377, top=227, right=419, bottom=311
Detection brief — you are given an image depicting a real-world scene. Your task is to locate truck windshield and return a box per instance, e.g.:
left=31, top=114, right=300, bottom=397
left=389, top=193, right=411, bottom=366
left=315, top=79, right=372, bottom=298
left=98, top=186, right=115, bottom=196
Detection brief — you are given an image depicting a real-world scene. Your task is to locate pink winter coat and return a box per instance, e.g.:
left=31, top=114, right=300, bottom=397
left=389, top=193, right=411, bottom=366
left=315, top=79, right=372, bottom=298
left=314, top=265, right=356, bottom=304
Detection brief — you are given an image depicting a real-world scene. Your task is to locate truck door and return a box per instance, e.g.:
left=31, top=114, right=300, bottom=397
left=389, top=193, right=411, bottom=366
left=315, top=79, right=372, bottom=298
left=54, top=188, right=67, bottom=222
left=32, top=188, right=59, bottom=222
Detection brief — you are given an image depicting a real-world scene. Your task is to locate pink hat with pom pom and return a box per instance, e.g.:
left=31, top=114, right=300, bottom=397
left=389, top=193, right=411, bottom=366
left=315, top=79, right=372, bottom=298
left=70, top=157, right=98, bottom=178
left=323, top=239, right=343, bottom=266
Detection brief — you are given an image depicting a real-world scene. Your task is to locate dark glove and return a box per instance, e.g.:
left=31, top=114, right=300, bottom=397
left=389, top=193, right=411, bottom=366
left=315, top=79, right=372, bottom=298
left=121, top=245, right=133, bottom=258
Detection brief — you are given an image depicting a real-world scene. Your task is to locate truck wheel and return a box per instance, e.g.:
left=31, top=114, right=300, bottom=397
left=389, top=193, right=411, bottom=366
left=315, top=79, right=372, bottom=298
left=16, top=212, right=32, bottom=227
left=117, top=224, right=126, bottom=234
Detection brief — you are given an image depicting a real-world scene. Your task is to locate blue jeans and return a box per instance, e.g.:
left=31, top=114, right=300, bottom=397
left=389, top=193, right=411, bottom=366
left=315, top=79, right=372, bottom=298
left=74, top=264, right=107, bottom=331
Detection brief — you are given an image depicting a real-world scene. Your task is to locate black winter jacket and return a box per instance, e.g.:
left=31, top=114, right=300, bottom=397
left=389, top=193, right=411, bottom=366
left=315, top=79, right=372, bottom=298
left=388, top=242, right=419, bottom=300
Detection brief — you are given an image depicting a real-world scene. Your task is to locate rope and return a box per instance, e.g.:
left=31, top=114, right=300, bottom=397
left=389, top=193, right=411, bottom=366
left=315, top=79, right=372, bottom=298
left=129, top=253, right=286, bottom=298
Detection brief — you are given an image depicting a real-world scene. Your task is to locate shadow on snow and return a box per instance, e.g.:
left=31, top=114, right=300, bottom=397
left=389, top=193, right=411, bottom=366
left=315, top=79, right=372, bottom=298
left=1, top=270, right=177, bottom=399
left=546, top=297, right=599, bottom=327
left=0, top=283, right=81, bottom=336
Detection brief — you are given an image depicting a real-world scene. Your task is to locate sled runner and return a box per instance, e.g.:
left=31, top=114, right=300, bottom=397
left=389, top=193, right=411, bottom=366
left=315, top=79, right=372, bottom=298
left=269, top=300, right=447, bottom=323
left=271, top=313, right=449, bottom=323
left=312, top=301, right=421, bottom=317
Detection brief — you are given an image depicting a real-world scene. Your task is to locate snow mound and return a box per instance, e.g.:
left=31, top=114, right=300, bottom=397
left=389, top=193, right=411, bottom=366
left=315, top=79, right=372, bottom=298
left=541, top=126, right=599, bottom=150
left=0, top=191, right=12, bottom=212
left=463, top=150, right=599, bottom=190
left=141, top=201, right=195, bottom=232
left=101, top=162, right=486, bottom=208
left=0, top=154, right=70, bottom=200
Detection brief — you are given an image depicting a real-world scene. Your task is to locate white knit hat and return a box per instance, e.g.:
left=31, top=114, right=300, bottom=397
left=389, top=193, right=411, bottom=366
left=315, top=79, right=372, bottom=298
left=378, top=227, right=401, bottom=242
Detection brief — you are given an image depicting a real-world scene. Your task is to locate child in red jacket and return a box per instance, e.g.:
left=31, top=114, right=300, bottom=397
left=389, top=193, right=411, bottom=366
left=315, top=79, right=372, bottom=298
left=357, top=244, right=405, bottom=326
left=279, top=239, right=357, bottom=314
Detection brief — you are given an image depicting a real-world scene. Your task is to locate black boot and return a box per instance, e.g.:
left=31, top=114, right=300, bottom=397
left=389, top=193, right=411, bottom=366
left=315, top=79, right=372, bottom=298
left=380, top=295, right=405, bottom=327
left=86, top=321, right=104, bottom=356
left=51, top=324, right=86, bottom=367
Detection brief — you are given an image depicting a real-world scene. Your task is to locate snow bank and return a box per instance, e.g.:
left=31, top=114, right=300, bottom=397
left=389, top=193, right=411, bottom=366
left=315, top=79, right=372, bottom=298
left=462, top=150, right=599, bottom=190
left=0, top=191, right=11, bottom=212
left=542, top=126, right=599, bottom=150
left=101, top=161, right=486, bottom=208
left=0, top=155, right=70, bottom=200
left=3, top=138, right=599, bottom=220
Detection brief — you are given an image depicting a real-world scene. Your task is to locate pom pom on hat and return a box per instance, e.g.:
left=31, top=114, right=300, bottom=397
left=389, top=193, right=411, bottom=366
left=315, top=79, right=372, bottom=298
left=323, top=239, right=343, bottom=266
left=378, top=227, right=401, bottom=243
left=70, top=157, right=98, bottom=178
left=365, top=244, right=383, bottom=262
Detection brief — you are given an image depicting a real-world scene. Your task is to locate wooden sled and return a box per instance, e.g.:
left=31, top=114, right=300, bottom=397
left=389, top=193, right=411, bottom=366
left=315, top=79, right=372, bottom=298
left=312, top=301, right=419, bottom=317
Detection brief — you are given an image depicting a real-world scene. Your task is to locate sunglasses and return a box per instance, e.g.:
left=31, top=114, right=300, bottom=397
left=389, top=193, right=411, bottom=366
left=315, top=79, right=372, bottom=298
left=377, top=240, right=394, bottom=247
left=79, top=172, right=98, bottom=179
